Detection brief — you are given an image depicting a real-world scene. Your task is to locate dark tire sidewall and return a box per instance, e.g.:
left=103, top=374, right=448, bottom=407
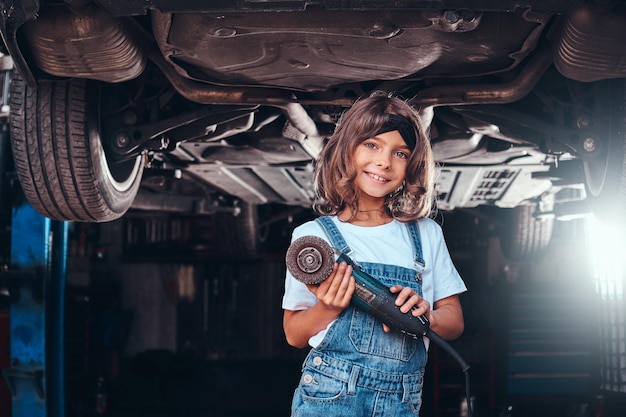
left=84, top=80, right=144, bottom=218
left=583, top=80, right=626, bottom=226
left=9, top=73, right=144, bottom=222
left=499, top=205, right=554, bottom=261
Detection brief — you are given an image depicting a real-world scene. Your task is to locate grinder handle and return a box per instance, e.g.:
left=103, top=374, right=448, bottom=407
left=336, top=253, right=430, bottom=338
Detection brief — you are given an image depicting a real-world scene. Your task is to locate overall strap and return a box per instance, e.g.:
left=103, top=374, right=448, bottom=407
left=407, top=221, right=425, bottom=268
left=315, top=217, right=353, bottom=256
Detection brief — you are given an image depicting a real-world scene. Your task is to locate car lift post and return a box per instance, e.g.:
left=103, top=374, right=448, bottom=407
left=1, top=136, right=68, bottom=416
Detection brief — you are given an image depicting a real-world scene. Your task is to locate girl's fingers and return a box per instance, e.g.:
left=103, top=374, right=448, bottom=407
left=394, top=286, right=417, bottom=305
left=312, top=262, right=354, bottom=308
left=412, top=299, right=430, bottom=317
left=331, top=263, right=353, bottom=303
left=391, top=286, right=428, bottom=314
left=389, top=285, right=402, bottom=293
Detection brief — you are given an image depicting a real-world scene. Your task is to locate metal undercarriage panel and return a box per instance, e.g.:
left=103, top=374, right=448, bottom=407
left=94, top=1, right=579, bottom=15
left=181, top=160, right=553, bottom=210
left=155, top=9, right=544, bottom=91
left=185, top=164, right=315, bottom=206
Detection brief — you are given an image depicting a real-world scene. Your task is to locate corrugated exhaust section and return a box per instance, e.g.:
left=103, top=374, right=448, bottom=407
left=22, top=5, right=146, bottom=83
left=554, top=3, right=626, bottom=82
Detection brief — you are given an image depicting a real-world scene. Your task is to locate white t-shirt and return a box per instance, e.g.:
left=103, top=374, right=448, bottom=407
left=282, top=216, right=467, bottom=347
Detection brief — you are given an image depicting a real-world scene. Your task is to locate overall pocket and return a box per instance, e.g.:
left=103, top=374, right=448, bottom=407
left=349, top=308, right=418, bottom=361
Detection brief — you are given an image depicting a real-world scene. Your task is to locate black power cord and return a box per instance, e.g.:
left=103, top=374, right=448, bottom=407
left=427, top=329, right=473, bottom=417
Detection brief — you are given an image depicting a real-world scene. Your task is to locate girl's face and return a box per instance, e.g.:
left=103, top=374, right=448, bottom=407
left=352, top=129, right=410, bottom=207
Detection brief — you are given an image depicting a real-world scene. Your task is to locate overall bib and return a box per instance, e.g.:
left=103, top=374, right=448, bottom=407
left=291, top=217, right=428, bottom=417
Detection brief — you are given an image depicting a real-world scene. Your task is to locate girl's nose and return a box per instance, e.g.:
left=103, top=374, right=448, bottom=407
left=376, top=155, right=391, bottom=169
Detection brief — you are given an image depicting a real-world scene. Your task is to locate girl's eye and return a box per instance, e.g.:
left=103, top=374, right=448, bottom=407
left=363, top=141, right=377, bottom=150
left=395, top=151, right=409, bottom=159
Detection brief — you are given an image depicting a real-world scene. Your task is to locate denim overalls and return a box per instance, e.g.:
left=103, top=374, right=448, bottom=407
left=291, top=216, right=427, bottom=417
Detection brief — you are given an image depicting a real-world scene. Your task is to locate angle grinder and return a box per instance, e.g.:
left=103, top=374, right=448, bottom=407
left=285, top=235, right=469, bottom=368
left=286, top=235, right=431, bottom=338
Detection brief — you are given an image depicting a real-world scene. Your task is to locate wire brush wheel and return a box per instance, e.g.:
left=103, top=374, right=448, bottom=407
left=285, top=235, right=335, bottom=284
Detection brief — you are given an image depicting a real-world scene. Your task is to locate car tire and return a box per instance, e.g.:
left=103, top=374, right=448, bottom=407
left=9, top=73, right=144, bottom=222
left=499, top=204, right=554, bottom=261
left=582, top=80, right=626, bottom=226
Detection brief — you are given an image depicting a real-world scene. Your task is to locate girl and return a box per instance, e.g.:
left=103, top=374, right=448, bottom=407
left=282, top=91, right=467, bottom=416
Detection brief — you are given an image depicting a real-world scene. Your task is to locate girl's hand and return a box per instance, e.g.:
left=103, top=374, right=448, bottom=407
left=306, top=262, right=355, bottom=313
left=382, top=285, right=430, bottom=333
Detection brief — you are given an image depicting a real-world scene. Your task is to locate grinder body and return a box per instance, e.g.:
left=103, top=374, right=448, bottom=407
left=285, top=235, right=430, bottom=339
left=335, top=252, right=430, bottom=339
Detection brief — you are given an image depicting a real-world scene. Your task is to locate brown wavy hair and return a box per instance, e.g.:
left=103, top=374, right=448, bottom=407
left=313, top=91, right=436, bottom=222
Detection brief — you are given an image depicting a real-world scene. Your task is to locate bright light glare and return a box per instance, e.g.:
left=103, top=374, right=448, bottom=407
left=586, top=215, right=626, bottom=393
left=586, top=215, right=624, bottom=300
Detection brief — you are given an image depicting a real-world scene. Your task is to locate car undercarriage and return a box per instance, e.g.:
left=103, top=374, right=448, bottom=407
left=2, top=0, right=626, bottom=258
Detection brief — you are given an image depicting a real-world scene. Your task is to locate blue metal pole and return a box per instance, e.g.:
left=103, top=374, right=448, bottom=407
left=9, top=202, right=50, bottom=417
left=48, top=220, right=68, bottom=417
left=0, top=123, right=7, bottom=212
left=8, top=199, right=68, bottom=417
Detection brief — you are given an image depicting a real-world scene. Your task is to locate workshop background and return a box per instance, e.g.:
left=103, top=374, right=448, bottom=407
left=2, top=182, right=625, bottom=417
left=3, top=5, right=626, bottom=417
left=1, top=8, right=626, bottom=413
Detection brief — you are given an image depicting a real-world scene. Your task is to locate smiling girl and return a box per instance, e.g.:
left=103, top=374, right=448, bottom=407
left=282, top=91, right=467, bottom=416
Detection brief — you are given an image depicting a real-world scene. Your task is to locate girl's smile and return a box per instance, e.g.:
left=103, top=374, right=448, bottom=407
left=365, top=172, right=390, bottom=183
